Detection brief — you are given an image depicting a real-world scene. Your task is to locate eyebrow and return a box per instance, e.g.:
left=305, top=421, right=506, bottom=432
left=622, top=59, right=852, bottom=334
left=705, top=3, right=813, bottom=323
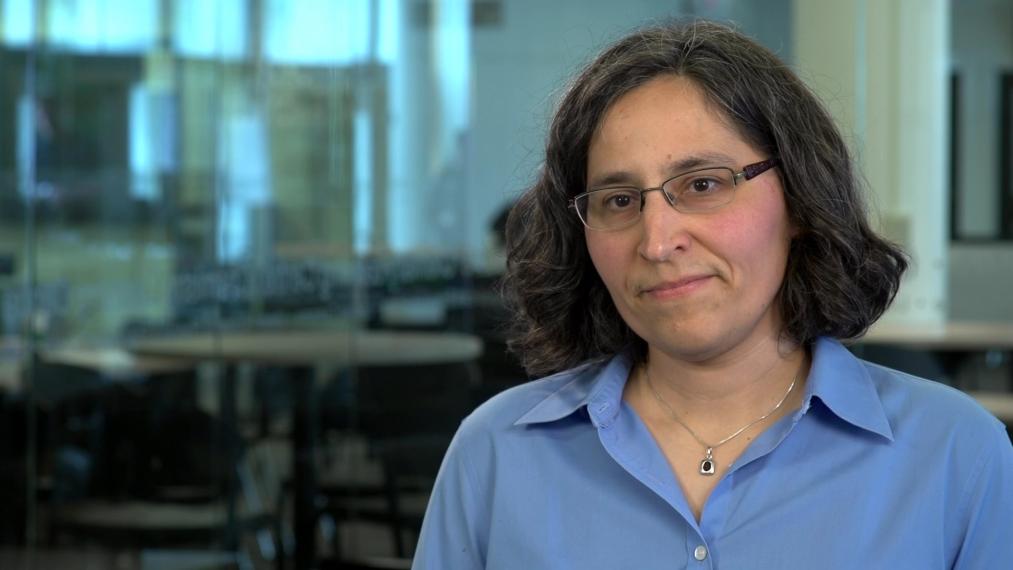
left=587, top=151, right=738, bottom=189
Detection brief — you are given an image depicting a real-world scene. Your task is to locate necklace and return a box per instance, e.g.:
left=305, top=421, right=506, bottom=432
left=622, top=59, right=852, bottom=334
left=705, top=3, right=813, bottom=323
left=644, top=366, right=797, bottom=476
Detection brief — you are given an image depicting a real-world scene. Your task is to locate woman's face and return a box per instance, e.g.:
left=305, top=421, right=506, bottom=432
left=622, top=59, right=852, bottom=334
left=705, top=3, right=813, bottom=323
left=585, top=75, right=793, bottom=364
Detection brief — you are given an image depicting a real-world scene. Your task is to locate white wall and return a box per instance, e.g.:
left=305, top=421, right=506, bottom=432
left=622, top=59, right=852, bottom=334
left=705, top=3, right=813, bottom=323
left=949, top=243, right=1013, bottom=321
left=795, top=0, right=951, bottom=325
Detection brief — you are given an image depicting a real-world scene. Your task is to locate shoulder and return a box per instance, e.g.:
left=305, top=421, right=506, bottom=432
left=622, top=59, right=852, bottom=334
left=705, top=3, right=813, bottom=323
left=862, top=358, right=988, bottom=418
left=859, top=362, right=1013, bottom=567
left=862, top=359, right=1006, bottom=443
left=436, top=357, right=617, bottom=472
left=425, top=360, right=605, bottom=506
left=813, top=337, right=1004, bottom=442
left=456, top=359, right=605, bottom=439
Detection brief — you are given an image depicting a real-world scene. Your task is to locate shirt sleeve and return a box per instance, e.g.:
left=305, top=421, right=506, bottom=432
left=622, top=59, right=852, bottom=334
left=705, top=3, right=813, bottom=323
left=412, top=426, right=487, bottom=570
left=951, top=421, right=1013, bottom=570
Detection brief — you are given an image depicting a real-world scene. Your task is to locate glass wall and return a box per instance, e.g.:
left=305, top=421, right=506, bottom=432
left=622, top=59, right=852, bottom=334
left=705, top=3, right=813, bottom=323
left=0, top=1, right=486, bottom=567
left=6, top=0, right=1007, bottom=568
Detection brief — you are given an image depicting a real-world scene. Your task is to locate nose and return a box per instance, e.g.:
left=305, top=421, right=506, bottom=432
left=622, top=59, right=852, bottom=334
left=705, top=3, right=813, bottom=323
left=637, top=191, right=691, bottom=262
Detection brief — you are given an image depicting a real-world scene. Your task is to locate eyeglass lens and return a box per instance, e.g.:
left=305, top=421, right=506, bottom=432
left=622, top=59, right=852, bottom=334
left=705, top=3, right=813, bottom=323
left=577, top=167, right=737, bottom=229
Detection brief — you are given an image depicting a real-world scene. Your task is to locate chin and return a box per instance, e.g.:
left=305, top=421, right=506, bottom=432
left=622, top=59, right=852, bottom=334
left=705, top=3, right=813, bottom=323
left=643, top=326, right=728, bottom=362
left=668, top=339, right=730, bottom=363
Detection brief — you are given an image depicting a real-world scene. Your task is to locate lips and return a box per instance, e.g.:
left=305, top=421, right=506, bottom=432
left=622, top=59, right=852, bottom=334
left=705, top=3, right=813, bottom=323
left=641, top=275, right=714, bottom=299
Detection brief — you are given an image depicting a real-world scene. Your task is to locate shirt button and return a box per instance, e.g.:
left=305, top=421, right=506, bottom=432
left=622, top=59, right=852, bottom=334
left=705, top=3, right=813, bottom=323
left=694, top=545, right=708, bottom=561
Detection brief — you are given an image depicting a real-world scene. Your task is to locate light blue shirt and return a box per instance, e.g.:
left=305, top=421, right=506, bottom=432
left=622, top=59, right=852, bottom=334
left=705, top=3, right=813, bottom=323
left=413, top=338, right=1013, bottom=569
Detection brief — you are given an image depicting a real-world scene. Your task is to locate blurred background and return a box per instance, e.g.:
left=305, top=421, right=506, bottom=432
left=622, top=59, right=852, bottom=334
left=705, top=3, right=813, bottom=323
left=0, top=0, right=1010, bottom=568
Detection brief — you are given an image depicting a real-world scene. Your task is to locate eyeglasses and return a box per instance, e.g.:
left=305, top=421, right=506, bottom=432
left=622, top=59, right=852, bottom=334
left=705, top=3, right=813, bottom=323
left=570, top=158, right=780, bottom=231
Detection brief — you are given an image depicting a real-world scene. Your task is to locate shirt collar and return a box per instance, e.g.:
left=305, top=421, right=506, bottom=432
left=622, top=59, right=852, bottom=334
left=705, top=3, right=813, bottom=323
left=805, top=337, right=894, bottom=441
left=514, top=353, right=632, bottom=428
left=514, top=337, right=895, bottom=441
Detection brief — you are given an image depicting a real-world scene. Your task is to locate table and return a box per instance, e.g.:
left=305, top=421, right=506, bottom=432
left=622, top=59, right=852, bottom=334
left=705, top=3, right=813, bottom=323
left=967, top=391, right=1013, bottom=424
left=0, top=359, right=20, bottom=393
left=0, top=346, right=196, bottom=398
left=861, top=319, right=1013, bottom=391
left=128, top=329, right=482, bottom=366
left=130, top=328, right=483, bottom=569
left=42, top=347, right=196, bottom=379
left=863, top=321, right=1013, bottom=350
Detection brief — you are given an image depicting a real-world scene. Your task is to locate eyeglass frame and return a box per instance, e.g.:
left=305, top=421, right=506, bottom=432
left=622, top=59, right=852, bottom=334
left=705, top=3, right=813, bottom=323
left=569, top=157, right=781, bottom=231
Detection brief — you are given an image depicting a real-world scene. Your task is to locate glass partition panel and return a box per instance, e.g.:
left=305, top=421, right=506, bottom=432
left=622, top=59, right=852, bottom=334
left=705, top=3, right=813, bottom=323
left=0, top=1, right=795, bottom=567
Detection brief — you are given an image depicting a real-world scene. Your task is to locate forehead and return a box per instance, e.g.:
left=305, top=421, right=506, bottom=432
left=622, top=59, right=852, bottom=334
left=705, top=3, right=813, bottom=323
left=601, top=74, right=719, bottom=124
left=587, top=75, right=753, bottom=177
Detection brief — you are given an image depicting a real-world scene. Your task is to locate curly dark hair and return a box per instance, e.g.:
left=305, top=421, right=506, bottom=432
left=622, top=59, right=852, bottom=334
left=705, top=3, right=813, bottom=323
left=501, top=19, right=908, bottom=377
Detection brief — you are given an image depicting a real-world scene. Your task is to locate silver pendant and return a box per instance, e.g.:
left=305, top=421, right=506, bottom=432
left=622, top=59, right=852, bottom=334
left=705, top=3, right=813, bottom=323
left=699, top=448, right=716, bottom=476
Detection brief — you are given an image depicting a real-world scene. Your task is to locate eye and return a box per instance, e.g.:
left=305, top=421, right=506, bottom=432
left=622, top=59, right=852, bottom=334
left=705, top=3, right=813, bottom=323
left=688, top=177, right=721, bottom=193
left=598, top=189, right=641, bottom=210
left=606, top=193, right=632, bottom=208
left=668, top=168, right=735, bottom=197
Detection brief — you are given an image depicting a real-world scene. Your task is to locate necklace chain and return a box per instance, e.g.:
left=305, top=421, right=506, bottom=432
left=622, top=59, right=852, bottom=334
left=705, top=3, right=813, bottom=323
left=643, top=365, right=797, bottom=475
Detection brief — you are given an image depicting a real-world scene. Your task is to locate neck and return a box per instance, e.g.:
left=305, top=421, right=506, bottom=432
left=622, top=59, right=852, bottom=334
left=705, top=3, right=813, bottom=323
left=634, top=336, right=809, bottom=430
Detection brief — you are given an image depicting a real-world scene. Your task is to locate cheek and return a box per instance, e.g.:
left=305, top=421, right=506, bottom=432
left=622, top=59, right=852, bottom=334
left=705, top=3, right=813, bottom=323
left=585, top=233, right=629, bottom=292
left=737, top=202, right=792, bottom=285
left=714, top=188, right=792, bottom=284
left=585, top=235, right=610, bottom=279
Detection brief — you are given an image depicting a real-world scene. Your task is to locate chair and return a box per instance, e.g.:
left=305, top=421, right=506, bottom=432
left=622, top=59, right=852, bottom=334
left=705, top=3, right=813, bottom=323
left=0, top=392, right=30, bottom=544
left=446, top=289, right=529, bottom=402
left=314, top=360, right=477, bottom=562
left=38, top=364, right=283, bottom=568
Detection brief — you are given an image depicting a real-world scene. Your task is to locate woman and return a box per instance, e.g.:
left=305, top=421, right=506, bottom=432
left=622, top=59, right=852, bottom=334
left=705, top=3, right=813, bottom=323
left=413, top=20, right=1012, bottom=569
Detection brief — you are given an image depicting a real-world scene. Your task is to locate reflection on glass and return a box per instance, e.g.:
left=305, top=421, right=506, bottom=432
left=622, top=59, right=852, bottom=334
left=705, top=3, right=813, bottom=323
left=47, top=0, right=157, bottom=53
left=1, top=0, right=35, bottom=47
left=0, top=0, right=800, bottom=566
left=173, top=0, right=248, bottom=60
left=1, top=1, right=484, bottom=566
